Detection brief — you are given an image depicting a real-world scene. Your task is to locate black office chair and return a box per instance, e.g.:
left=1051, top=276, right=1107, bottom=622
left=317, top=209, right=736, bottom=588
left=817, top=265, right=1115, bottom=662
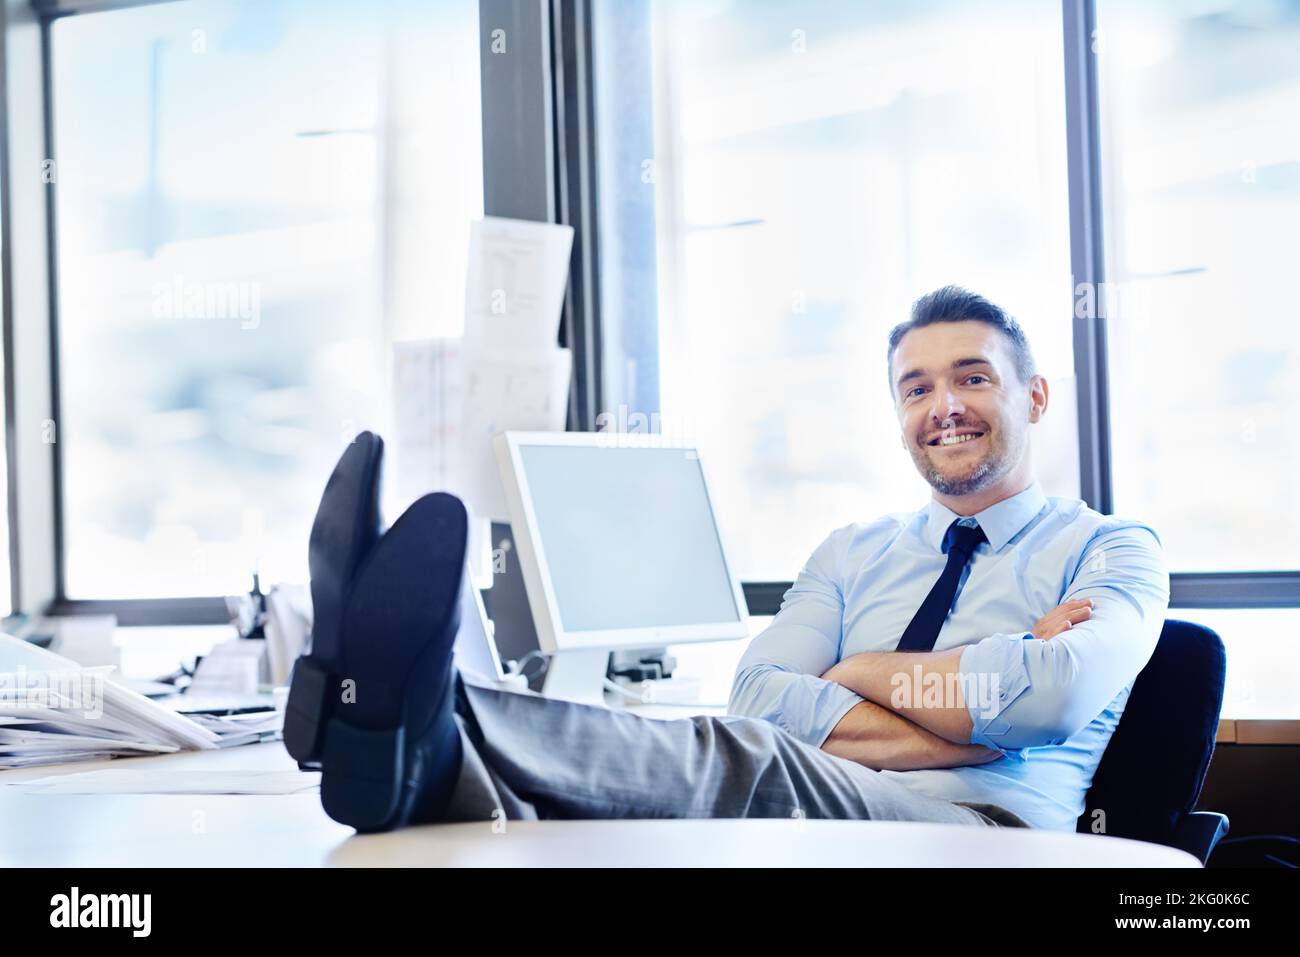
left=1076, top=619, right=1230, bottom=864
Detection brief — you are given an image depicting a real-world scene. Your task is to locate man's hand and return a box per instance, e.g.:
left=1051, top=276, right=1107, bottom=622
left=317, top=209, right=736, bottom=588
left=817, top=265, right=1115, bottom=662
left=823, top=700, right=1004, bottom=771
left=1032, top=598, right=1093, bottom=640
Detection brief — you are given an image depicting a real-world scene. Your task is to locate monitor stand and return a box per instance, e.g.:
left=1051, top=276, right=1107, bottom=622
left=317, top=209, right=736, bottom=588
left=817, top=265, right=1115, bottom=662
left=542, top=649, right=612, bottom=706
left=541, top=647, right=679, bottom=707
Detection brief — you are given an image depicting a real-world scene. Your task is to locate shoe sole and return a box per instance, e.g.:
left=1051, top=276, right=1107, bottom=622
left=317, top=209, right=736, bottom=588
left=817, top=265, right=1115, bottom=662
left=318, top=492, right=468, bottom=832
left=284, top=432, right=384, bottom=764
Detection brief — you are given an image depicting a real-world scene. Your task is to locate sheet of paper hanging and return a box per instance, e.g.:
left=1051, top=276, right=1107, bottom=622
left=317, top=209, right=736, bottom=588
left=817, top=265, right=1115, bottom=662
left=462, top=217, right=575, bottom=357
left=391, top=336, right=466, bottom=511
left=455, top=347, right=572, bottom=524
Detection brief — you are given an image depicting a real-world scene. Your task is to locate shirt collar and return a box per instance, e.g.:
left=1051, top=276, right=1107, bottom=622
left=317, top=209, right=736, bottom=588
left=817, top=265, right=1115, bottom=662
left=921, top=481, right=1048, bottom=554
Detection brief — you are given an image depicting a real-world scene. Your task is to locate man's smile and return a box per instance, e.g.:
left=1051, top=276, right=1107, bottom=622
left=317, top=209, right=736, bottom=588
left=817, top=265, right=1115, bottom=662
left=925, top=429, right=986, bottom=448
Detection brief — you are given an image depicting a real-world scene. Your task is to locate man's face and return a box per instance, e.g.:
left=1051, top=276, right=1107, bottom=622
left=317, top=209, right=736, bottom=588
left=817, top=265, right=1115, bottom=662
left=891, top=321, right=1037, bottom=497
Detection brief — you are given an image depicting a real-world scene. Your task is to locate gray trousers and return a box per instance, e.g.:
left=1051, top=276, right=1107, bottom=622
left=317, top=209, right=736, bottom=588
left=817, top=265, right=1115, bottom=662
left=443, top=674, right=1030, bottom=828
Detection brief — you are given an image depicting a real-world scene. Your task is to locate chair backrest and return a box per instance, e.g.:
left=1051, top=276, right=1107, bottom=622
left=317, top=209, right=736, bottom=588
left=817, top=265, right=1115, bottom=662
left=1076, top=619, right=1226, bottom=843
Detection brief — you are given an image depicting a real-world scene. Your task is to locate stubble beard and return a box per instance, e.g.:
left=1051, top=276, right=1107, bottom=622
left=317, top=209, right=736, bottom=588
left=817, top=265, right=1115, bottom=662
left=911, top=427, right=1020, bottom=497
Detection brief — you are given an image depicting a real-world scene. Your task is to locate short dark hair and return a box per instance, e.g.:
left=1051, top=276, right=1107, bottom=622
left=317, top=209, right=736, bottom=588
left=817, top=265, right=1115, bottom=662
left=887, top=285, right=1037, bottom=397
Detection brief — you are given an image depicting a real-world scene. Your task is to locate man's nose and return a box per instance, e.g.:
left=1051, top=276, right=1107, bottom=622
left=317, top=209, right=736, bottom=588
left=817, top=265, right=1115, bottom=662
left=929, top=386, right=965, bottom=421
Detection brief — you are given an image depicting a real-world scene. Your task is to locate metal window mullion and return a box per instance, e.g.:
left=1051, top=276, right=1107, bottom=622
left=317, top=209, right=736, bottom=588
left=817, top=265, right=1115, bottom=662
left=0, top=0, right=20, bottom=612
left=40, top=12, right=66, bottom=603
left=30, top=1, right=180, bottom=21
left=550, top=0, right=601, bottom=431
left=48, top=596, right=230, bottom=625
left=1, top=0, right=59, bottom=616
left=1170, top=573, right=1300, bottom=610
left=480, top=0, right=554, bottom=224
left=1062, top=0, right=1112, bottom=516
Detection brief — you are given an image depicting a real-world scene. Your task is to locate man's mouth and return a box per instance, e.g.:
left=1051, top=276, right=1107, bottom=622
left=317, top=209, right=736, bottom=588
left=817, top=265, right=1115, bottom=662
left=926, top=430, right=985, bottom=448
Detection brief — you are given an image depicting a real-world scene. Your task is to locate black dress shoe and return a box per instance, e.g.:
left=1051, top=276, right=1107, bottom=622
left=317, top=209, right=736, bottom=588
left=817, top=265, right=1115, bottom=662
left=284, top=432, right=384, bottom=764
left=318, top=492, right=469, bottom=832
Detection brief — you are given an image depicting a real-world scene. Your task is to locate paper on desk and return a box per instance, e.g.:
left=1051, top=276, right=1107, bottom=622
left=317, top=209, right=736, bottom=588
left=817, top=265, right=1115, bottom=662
left=187, top=643, right=261, bottom=696
left=0, top=631, right=83, bottom=672
left=0, top=729, right=178, bottom=754
left=263, top=583, right=311, bottom=687
left=463, top=217, right=574, bottom=357
left=0, top=632, right=221, bottom=769
left=0, top=751, right=153, bottom=769
left=7, top=768, right=321, bottom=795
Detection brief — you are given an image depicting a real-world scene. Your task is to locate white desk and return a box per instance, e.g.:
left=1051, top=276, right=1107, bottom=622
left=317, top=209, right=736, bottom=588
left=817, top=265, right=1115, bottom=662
left=0, top=740, right=1198, bottom=867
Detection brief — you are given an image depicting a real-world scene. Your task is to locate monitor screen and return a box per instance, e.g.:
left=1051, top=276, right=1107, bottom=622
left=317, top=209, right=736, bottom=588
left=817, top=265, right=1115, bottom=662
left=515, top=443, right=742, bottom=633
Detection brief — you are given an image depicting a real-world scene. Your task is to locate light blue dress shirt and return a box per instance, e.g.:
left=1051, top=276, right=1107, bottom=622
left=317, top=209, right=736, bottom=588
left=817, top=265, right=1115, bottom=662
left=728, top=481, right=1170, bottom=831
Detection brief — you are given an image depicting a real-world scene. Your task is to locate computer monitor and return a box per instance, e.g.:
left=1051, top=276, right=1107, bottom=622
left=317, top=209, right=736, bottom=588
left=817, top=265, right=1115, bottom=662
left=493, top=431, right=749, bottom=703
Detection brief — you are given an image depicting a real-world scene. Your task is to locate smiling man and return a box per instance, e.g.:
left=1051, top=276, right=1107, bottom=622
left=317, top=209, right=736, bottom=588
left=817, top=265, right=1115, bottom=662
left=729, top=285, right=1170, bottom=829
left=300, top=285, right=1169, bottom=835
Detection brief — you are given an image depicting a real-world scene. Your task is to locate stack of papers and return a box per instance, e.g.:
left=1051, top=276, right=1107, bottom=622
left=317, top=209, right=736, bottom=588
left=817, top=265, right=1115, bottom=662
left=0, top=633, right=238, bottom=769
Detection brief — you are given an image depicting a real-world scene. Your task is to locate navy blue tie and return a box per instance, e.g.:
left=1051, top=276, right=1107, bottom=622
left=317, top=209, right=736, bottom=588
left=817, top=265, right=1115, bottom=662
left=895, top=520, right=987, bottom=653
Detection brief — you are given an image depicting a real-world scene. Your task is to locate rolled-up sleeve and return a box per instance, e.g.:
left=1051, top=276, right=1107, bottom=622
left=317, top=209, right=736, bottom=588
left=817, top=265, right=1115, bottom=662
left=728, top=528, right=864, bottom=748
left=958, top=522, right=1170, bottom=751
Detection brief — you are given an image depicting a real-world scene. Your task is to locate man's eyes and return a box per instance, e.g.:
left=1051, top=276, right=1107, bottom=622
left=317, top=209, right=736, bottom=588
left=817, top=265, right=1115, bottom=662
left=904, top=375, right=989, bottom=398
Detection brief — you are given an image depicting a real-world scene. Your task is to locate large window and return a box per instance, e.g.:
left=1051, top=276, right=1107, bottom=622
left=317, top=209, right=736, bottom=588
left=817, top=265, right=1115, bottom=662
left=594, top=0, right=1076, bottom=581
left=8, top=0, right=1294, bottom=672
left=51, top=0, right=482, bottom=598
left=1096, top=0, right=1300, bottom=573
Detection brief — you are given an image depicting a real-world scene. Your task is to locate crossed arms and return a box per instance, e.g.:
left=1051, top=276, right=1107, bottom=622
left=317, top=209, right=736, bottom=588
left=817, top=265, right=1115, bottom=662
left=727, top=523, right=1169, bottom=773
left=818, top=600, right=1092, bottom=770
